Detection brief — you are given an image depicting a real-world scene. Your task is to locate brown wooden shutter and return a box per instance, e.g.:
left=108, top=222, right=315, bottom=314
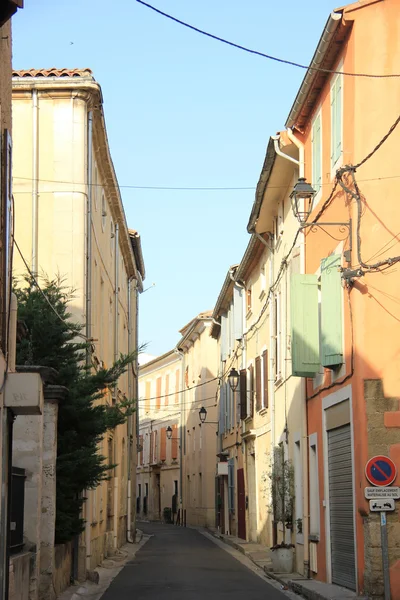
left=255, top=356, right=262, bottom=412
left=263, top=350, right=269, bottom=408
left=240, top=369, right=247, bottom=420
left=156, top=377, right=162, bottom=409
left=160, top=428, right=167, bottom=461
left=249, top=364, right=254, bottom=418
left=172, top=424, right=178, bottom=460
left=145, top=381, right=151, bottom=413
left=150, top=432, right=154, bottom=463
left=165, top=374, right=170, bottom=407
left=175, top=369, right=180, bottom=403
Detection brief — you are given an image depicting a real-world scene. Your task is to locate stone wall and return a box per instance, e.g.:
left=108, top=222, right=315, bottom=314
left=53, top=543, right=72, bottom=597
left=9, top=553, right=32, bottom=600
left=363, top=379, right=400, bottom=598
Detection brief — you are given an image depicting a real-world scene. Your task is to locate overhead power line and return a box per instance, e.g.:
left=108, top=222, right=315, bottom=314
left=136, top=0, right=400, bottom=79
left=13, top=172, right=400, bottom=193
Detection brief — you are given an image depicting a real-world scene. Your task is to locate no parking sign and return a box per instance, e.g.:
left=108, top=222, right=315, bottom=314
left=365, top=455, right=397, bottom=487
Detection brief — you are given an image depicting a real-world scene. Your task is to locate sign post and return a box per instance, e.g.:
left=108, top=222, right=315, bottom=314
left=380, top=512, right=391, bottom=600
left=365, top=456, right=397, bottom=600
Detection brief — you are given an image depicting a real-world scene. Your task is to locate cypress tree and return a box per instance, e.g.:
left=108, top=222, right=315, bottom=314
left=15, top=275, right=137, bottom=543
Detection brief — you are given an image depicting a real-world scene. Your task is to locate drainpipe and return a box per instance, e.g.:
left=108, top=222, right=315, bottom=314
left=113, top=224, right=119, bottom=548
left=286, top=128, right=310, bottom=578
left=84, top=110, right=94, bottom=573
left=32, top=89, right=39, bottom=274
left=114, top=223, right=119, bottom=369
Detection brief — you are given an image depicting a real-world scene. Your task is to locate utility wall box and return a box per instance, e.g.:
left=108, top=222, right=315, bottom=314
left=217, top=462, right=228, bottom=476
left=4, top=372, right=43, bottom=415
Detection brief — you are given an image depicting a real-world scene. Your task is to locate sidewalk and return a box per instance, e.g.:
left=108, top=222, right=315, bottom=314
left=206, top=529, right=366, bottom=600
left=56, top=530, right=150, bottom=600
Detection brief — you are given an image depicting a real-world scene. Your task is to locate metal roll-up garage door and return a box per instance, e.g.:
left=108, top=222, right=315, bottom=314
left=328, top=424, right=356, bottom=590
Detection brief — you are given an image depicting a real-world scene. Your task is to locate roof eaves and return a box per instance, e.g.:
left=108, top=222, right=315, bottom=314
left=129, top=229, right=146, bottom=283
left=285, top=10, right=344, bottom=130
left=247, top=137, right=276, bottom=233
left=235, top=235, right=264, bottom=283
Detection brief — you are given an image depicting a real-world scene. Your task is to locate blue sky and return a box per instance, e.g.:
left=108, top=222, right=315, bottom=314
left=13, top=0, right=336, bottom=356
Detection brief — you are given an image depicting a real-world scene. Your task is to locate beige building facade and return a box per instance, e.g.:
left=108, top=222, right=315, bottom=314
left=137, top=351, right=182, bottom=523
left=12, top=69, right=144, bottom=574
left=179, top=312, right=218, bottom=528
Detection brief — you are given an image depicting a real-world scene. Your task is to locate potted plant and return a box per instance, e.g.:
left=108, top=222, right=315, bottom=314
left=269, top=445, right=295, bottom=573
left=270, top=541, right=295, bottom=574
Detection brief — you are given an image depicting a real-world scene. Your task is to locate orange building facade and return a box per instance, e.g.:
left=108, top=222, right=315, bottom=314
left=286, top=1, right=400, bottom=596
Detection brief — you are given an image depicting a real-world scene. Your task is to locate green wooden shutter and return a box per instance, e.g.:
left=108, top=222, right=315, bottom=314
left=255, top=356, right=262, bottom=412
left=331, top=76, right=342, bottom=166
left=291, top=274, right=320, bottom=377
left=321, top=254, right=343, bottom=368
left=312, top=114, right=322, bottom=194
left=335, top=76, right=342, bottom=164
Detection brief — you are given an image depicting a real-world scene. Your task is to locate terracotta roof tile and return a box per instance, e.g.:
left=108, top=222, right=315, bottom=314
left=12, top=68, right=94, bottom=79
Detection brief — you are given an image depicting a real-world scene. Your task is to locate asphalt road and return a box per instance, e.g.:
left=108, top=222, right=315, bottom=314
left=101, top=522, right=289, bottom=599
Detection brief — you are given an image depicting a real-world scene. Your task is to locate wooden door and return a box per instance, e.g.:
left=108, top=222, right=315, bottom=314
left=237, top=468, right=246, bottom=540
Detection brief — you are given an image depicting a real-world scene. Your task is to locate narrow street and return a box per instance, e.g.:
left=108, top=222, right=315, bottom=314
left=101, top=523, right=289, bottom=599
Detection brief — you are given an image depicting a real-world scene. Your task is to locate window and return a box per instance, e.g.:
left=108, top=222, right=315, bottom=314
left=199, top=425, right=202, bottom=450
left=192, top=427, right=196, bottom=453
left=309, top=434, right=320, bottom=538
left=138, top=484, right=141, bottom=497
left=156, top=377, right=162, bottom=410
left=294, top=438, right=303, bottom=541
left=110, top=220, right=115, bottom=255
left=247, top=364, right=254, bottom=418
left=260, top=264, right=266, bottom=297
left=145, top=381, right=151, bottom=413
left=274, top=293, right=282, bottom=381
left=239, top=369, right=247, bottom=420
left=255, top=356, right=262, bottom=411
left=246, top=288, right=252, bottom=314
left=291, top=255, right=343, bottom=378
left=101, top=192, right=107, bottom=231
left=331, top=73, right=342, bottom=168
left=312, top=112, right=322, bottom=195
left=145, top=483, right=148, bottom=497
left=228, top=458, right=235, bottom=512
left=93, top=163, right=98, bottom=210
left=165, top=374, right=169, bottom=407
left=262, top=349, right=269, bottom=409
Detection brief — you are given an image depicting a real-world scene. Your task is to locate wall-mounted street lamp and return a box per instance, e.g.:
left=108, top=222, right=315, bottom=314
left=289, top=177, right=352, bottom=264
left=198, top=406, right=218, bottom=424
left=166, top=425, right=173, bottom=440
left=227, top=368, right=239, bottom=392
left=289, top=177, right=316, bottom=224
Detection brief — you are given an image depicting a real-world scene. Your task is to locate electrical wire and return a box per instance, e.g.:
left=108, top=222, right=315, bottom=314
left=136, top=0, right=400, bottom=79
left=13, top=172, right=400, bottom=193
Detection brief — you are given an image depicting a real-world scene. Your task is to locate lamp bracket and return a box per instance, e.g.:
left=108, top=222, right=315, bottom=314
left=299, top=219, right=352, bottom=264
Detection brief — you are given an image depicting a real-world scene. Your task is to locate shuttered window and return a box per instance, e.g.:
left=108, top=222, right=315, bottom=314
left=262, top=350, right=268, bottom=408
left=248, top=364, right=254, bottom=418
left=312, top=112, right=322, bottom=194
left=219, top=383, right=226, bottom=434
left=171, top=425, right=178, bottom=460
left=145, top=381, right=151, bottom=413
left=331, top=74, right=342, bottom=167
left=321, top=255, right=343, bottom=368
left=291, top=274, right=319, bottom=377
left=165, top=374, right=169, bottom=407
left=160, top=427, right=167, bottom=461
left=233, top=285, right=243, bottom=340
left=228, top=458, right=235, bottom=512
left=221, top=314, right=228, bottom=361
left=240, top=369, right=247, bottom=420
left=175, top=369, right=180, bottom=404
left=255, top=356, right=262, bottom=412
left=156, top=377, right=162, bottom=409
